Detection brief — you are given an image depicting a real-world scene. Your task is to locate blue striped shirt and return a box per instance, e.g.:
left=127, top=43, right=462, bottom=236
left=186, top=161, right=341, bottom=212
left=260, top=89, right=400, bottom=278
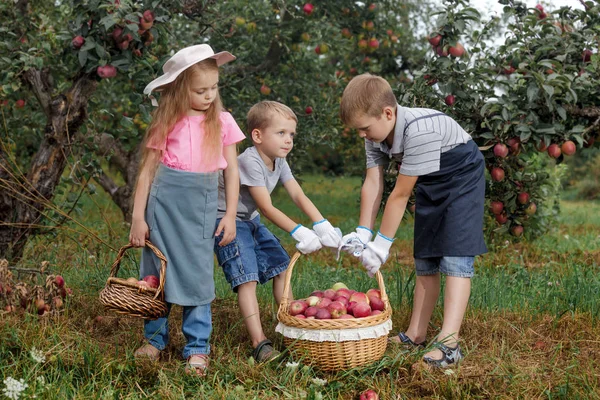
left=365, top=105, right=472, bottom=176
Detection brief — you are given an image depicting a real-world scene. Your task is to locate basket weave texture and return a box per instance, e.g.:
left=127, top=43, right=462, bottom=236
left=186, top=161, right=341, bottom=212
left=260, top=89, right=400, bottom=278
left=99, top=240, right=168, bottom=319
left=277, top=252, right=392, bottom=371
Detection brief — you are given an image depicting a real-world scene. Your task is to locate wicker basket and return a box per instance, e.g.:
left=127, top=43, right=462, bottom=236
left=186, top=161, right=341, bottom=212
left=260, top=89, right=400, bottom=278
left=277, top=252, right=392, bottom=371
left=99, top=240, right=168, bottom=319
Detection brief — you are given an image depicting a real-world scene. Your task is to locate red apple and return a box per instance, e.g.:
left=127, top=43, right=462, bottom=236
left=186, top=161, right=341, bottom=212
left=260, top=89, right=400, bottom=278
left=368, top=295, right=385, bottom=311
left=547, top=143, right=561, bottom=158
left=503, top=66, right=516, bottom=75
left=507, top=137, right=520, bottom=154
left=137, top=280, right=149, bottom=288
left=511, top=225, right=524, bottom=237
left=347, top=301, right=357, bottom=315
left=341, top=28, right=351, bottom=38
left=366, top=289, right=381, bottom=299
left=491, top=167, right=505, bottom=182
left=317, top=297, right=332, bottom=309
left=112, top=27, right=123, bottom=42
left=582, top=50, right=593, bottom=63
left=583, top=137, right=595, bottom=148
left=370, top=310, right=382, bottom=316
left=349, top=292, right=370, bottom=304
left=496, top=212, right=508, bottom=224
left=302, top=3, right=314, bottom=15
left=435, top=45, right=449, bottom=57
left=517, top=192, right=530, bottom=205
left=327, top=301, right=347, bottom=319
left=336, top=288, right=352, bottom=298
left=54, top=275, right=65, bottom=288
left=368, top=3, right=376, bottom=11
left=323, top=289, right=336, bottom=300
left=289, top=300, right=308, bottom=316
left=117, top=40, right=130, bottom=50
left=52, top=297, right=63, bottom=309
left=305, top=306, right=319, bottom=318
left=15, top=99, right=25, bottom=108
left=339, top=314, right=354, bottom=319
left=445, top=95, right=456, bottom=106
left=142, top=275, right=159, bottom=288
left=525, top=202, right=537, bottom=216
left=364, top=21, right=374, bottom=31
left=139, top=17, right=153, bottom=30
left=428, top=34, right=442, bottom=47
left=305, top=106, right=313, bottom=115
left=72, top=35, right=85, bottom=49
left=368, top=38, right=379, bottom=49
left=493, top=143, right=509, bottom=158
left=359, top=389, right=379, bottom=400
left=97, top=65, right=117, bottom=79
left=295, top=314, right=306, bottom=319
left=333, top=296, right=349, bottom=307
left=260, top=84, right=271, bottom=96
left=358, top=39, right=368, bottom=50
left=561, top=140, right=576, bottom=156
left=352, top=302, right=372, bottom=318
left=490, top=201, right=504, bottom=215
left=537, top=140, right=548, bottom=152
left=310, top=290, right=324, bottom=298
left=449, top=43, right=465, bottom=57
left=142, top=10, right=155, bottom=22
left=315, top=308, right=331, bottom=319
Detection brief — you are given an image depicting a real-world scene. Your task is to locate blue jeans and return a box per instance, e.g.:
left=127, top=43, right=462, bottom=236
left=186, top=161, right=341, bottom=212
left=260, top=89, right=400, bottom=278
left=214, top=215, right=290, bottom=292
left=414, top=256, right=475, bottom=278
left=144, top=303, right=212, bottom=359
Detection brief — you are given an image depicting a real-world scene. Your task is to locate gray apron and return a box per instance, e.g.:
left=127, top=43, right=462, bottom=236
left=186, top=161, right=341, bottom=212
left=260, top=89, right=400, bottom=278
left=140, top=164, right=218, bottom=306
left=413, top=140, right=487, bottom=258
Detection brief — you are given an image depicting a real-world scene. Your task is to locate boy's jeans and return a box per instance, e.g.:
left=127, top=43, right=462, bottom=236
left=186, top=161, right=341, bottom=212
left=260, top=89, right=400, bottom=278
left=143, top=303, right=212, bottom=359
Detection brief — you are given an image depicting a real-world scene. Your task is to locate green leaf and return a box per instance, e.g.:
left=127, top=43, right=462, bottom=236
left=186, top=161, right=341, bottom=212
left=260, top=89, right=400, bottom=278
left=95, top=44, right=106, bottom=59
left=78, top=50, right=88, bottom=67
left=100, top=14, right=117, bottom=30
left=527, top=85, right=538, bottom=103
left=542, top=84, right=554, bottom=97
left=556, top=105, right=566, bottom=120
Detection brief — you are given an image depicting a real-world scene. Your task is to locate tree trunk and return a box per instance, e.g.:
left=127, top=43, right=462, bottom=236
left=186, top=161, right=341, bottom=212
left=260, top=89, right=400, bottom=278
left=0, top=70, right=97, bottom=261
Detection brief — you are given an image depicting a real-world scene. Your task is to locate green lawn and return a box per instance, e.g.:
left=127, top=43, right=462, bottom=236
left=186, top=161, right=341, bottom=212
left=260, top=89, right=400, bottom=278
left=1, top=175, right=599, bottom=399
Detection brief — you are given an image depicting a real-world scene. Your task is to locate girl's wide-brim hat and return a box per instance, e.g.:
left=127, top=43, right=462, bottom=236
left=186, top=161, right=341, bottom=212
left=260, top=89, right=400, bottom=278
left=143, top=44, right=235, bottom=97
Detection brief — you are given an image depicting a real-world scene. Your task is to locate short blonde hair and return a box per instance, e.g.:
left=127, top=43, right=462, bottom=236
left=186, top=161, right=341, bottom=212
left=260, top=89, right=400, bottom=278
left=247, top=101, right=298, bottom=133
left=340, top=73, right=397, bottom=125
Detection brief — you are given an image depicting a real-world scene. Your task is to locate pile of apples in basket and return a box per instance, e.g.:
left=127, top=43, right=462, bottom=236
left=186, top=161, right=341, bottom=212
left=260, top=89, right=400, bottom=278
left=288, top=282, right=385, bottom=320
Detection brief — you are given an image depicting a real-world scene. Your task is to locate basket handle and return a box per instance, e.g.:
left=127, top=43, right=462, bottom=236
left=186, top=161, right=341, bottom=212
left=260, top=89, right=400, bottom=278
left=109, top=240, right=167, bottom=301
left=279, top=252, right=389, bottom=311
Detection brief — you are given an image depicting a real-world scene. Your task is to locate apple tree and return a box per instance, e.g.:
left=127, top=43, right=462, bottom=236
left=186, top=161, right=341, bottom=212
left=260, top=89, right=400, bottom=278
left=396, top=0, right=599, bottom=241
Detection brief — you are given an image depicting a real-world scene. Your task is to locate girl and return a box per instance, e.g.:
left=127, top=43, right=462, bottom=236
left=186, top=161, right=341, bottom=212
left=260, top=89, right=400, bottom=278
left=129, top=44, right=245, bottom=376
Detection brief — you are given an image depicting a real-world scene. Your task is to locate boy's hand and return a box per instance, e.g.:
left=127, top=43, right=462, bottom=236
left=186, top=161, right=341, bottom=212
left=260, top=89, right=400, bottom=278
left=215, top=215, right=236, bottom=246
left=313, top=219, right=342, bottom=248
left=340, top=226, right=373, bottom=256
left=291, top=225, right=322, bottom=254
left=129, top=217, right=149, bottom=248
left=360, top=232, right=394, bottom=277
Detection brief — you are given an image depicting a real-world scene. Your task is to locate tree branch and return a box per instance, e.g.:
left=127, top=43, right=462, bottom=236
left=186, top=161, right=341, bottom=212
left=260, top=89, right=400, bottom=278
left=22, top=68, right=53, bottom=118
left=564, top=105, right=600, bottom=118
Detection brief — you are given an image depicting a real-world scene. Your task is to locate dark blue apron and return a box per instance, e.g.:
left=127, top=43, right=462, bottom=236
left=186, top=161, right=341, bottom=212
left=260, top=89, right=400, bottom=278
left=413, top=140, right=487, bottom=258
left=140, top=164, right=219, bottom=306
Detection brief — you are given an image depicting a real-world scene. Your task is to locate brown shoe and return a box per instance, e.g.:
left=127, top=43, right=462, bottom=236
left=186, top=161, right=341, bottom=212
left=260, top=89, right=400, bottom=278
left=134, top=343, right=161, bottom=361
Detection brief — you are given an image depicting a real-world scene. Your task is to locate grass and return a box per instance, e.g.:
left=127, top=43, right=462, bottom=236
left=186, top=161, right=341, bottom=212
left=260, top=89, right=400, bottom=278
left=1, top=175, right=600, bottom=399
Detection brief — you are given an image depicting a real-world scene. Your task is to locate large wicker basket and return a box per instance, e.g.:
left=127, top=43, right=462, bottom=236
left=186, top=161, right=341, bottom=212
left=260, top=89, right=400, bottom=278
left=277, top=252, right=392, bottom=371
left=99, top=240, right=168, bottom=319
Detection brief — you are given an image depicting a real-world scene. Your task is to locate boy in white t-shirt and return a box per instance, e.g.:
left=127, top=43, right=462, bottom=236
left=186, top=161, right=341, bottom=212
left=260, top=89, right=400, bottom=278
left=214, top=101, right=341, bottom=362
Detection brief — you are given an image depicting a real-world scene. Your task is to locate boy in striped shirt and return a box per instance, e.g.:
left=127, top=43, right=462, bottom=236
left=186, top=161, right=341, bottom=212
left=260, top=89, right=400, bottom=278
left=339, top=73, right=487, bottom=368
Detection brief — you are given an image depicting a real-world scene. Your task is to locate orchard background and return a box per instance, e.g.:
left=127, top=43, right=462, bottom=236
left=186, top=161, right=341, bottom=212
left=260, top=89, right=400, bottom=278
left=1, top=0, right=599, bottom=398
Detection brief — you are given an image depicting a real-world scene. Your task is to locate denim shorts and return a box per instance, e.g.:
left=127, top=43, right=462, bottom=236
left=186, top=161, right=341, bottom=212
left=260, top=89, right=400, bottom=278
left=214, top=215, right=290, bottom=291
left=414, top=256, right=475, bottom=278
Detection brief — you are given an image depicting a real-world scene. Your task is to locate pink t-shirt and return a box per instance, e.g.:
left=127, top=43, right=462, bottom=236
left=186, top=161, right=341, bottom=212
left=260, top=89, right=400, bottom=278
left=147, top=112, right=245, bottom=173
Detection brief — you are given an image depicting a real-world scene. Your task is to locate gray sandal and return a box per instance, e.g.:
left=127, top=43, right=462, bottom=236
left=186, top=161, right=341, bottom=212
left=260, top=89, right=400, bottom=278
left=252, top=339, right=281, bottom=363
left=390, top=332, right=427, bottom=348
left=423, top=342, right=463, bottom=368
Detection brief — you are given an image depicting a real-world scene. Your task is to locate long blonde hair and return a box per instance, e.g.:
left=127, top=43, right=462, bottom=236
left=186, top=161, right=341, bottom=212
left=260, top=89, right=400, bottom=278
left=139, top=58, right=223, bottom=173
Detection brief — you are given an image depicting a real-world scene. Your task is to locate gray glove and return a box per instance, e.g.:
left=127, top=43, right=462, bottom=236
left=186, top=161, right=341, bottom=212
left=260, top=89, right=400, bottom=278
left=339, top=226, right=373, bottom=257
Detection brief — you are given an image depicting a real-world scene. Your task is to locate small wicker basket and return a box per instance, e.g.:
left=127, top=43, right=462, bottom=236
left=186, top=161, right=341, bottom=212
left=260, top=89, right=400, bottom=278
left=99, top=240, right=168, bottom=320
left=277, top=252, right=392, bottom=371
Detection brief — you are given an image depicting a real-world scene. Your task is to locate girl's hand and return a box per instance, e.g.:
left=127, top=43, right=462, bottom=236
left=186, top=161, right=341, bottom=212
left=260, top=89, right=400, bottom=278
left=215, top=215, right=236, bottom=246
left=129, top=218, right=149, bottom=247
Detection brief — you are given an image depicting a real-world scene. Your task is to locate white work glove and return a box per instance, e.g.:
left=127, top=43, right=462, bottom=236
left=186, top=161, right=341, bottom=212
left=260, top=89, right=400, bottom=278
left=291, top=225, right=322, bottom=254
left=360, top=232, right=394, bottom=277
left=313, top=219, right=342, bottom=249
left=339, top=226, right=373, bottom=257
